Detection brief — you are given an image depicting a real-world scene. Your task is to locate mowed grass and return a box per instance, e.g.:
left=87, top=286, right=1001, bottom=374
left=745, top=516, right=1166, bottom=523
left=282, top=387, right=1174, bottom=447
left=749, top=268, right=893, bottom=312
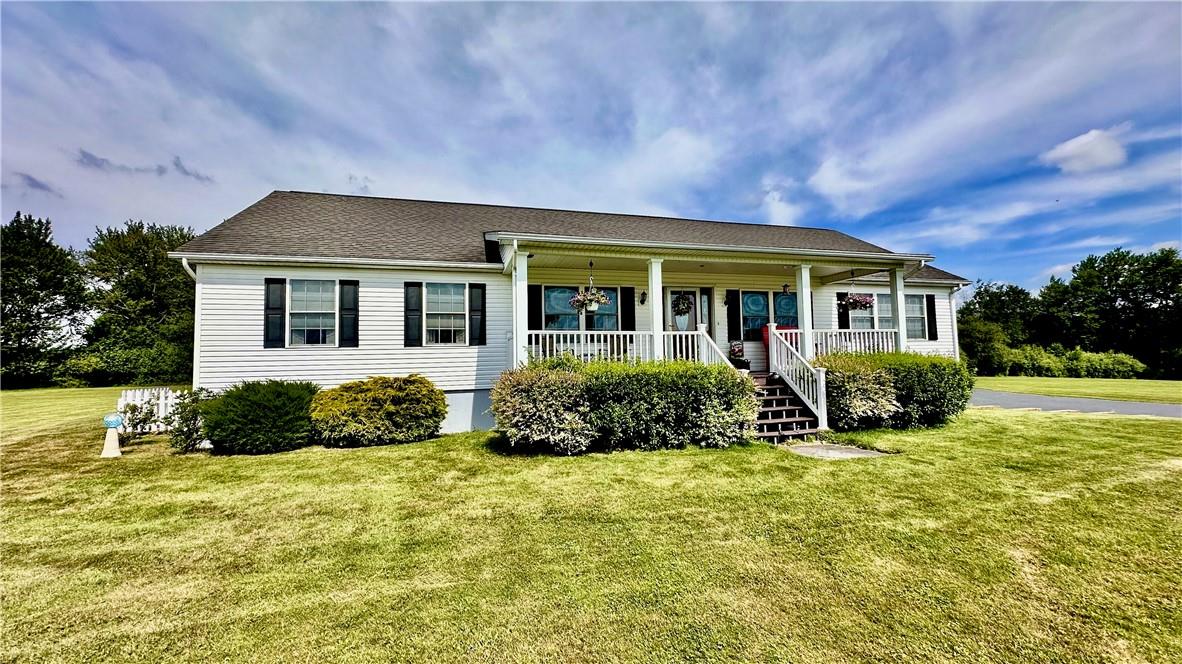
left=2, top=389, right=1181, bottom=662
left=975, top=376, right=1182, bottom=404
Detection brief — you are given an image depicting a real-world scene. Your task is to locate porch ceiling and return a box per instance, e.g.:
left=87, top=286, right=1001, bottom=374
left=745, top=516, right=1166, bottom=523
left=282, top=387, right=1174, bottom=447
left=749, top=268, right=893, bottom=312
left=528, top=252, right=889, bottom=279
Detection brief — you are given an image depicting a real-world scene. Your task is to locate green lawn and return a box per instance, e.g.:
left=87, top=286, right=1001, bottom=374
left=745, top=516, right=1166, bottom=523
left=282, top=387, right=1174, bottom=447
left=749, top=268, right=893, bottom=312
left=3, top=389, right=1181, bottom=662
left=975, top=376, right=1182, bottom=404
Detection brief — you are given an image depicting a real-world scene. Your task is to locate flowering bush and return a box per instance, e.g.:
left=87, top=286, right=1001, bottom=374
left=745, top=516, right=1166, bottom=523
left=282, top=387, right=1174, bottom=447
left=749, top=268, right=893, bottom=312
left=568, top=288, right=611, bottom=312
left=843, top=293, right=875, bottom=310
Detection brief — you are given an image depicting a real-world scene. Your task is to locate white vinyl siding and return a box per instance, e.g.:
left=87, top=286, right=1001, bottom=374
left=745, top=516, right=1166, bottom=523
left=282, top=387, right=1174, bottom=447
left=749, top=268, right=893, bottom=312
left=194, top=264, right=510, bottom=392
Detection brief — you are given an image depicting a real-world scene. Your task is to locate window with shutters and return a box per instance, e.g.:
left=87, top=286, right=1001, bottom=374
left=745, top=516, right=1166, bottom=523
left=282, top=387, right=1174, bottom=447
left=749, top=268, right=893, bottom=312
left=290, top=279, right=336, bottom=345
left=740, top=291, right=770, bottom=341
left=905, top=294, right=927, bottom=340
left=425, top=283, right=467, bottom=344
left=543, top=285, right=619, bottom=330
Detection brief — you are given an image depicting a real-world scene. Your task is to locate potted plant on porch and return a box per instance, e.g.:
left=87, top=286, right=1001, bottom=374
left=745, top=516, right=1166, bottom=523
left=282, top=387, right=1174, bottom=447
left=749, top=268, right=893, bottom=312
left=727, top=340, right=750, bottom=370
left=569, top=288, right=612, bottom=313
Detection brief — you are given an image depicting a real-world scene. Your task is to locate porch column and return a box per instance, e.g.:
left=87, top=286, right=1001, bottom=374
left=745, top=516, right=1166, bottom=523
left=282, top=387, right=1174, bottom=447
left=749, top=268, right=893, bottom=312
left=795, top=264, right=815, bottom=360
left=512, top=250, right=529, bottom=365
left=889, top=267, right=907, bottom=353
left=648, top=258, right=664, bottom=359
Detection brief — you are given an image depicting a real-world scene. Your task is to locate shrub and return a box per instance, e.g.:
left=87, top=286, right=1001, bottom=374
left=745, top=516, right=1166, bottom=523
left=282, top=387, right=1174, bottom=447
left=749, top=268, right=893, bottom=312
left=814, top=355, right=900, bottom=431
left=958, top=317, right=1010, bottom=376
left=581, top=361, right=757, bottom=451
left=491, top=360, right=757, bottom=454
left=311, top=375, right=447, bottom=447
left=53, top=341, right=190, bottom=387
left=118, top=401, right=158, bottom=445
left=202, top=380, right=320, bottom=455
left=490, top=365, right=595, bottom=455
left=164, top=388, right=214, bottom=453
left=1004, top=345, right=1066, bottom=377
left=1063, top=349, right=1147, bottom=379
left=817, top=353, right=973, bottom=430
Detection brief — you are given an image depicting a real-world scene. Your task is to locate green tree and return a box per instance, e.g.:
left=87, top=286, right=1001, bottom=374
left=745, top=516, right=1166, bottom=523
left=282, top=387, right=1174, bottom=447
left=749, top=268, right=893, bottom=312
left=68, top=220, right=196, bottom=385
left=958, top=281, right=1040, bottom=345
left=957, top=317, right=1010, bottom=376
left=0, top=212, right=88, bottom=387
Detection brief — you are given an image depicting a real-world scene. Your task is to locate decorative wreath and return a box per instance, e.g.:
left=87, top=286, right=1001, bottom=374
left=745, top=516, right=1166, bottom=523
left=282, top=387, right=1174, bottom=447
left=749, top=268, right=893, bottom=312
left=728, top=340, right=745, bottom=359
left=671, top=293, right=695, bottom=316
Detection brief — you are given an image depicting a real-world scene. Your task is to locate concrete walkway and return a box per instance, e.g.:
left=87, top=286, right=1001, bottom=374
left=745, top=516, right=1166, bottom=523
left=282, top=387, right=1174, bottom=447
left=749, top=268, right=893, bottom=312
left=788, top=443, right=886, bottom=459
left=972, top=388, right=1182, bottom=418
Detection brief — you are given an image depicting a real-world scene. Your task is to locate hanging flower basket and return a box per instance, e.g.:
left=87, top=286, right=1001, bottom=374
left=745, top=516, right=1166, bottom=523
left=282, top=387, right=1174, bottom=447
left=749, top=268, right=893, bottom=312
left=843, top=293, right=875, bottom=311
left=671, top=293, right=695, bottom=316
left=569, top=288, right=611, bottom=313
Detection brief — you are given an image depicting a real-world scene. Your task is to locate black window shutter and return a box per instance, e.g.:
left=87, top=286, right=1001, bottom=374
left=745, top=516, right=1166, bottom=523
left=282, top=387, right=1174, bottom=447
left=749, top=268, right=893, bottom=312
left=339, top=280, right=359, bottom=347
left=527, top=284, right=543, bottom=330
left=404, top=282, right=423, bottom=347
left=725, top=289, right=741, bottom=341
left=264, top=278, right=285, bottom=348
left=468, top=283, right=486, bottom=346
left=925, top=294, right=939, bottom=341
left=836, top=291, right=850, bottom=330
left=619, top=287, right=636, bottom=331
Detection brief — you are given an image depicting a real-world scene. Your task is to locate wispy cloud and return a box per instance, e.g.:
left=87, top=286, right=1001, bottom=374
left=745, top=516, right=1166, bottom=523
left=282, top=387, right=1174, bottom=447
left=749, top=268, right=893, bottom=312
left=77, top=149, right=167, bottom=176
left=171, top=156, right=213, bottom=183
left=10, top=172, right=64, bottom=198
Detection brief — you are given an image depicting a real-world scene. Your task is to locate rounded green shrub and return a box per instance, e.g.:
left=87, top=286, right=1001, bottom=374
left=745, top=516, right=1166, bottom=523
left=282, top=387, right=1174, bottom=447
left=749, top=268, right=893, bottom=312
left=310, top=375, right=447, bottom=447
left=202, top=380, right=320, bottom=455
left=491, top=365, right=595, bottom=455
left=817, top=353, right=973, bottom=430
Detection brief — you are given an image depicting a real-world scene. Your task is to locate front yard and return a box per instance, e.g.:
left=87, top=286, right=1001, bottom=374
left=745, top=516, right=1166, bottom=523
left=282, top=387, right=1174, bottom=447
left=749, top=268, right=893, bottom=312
left=2, top=388, right=1181, bottom=662
left=975, top=376, right=1182, bottom=404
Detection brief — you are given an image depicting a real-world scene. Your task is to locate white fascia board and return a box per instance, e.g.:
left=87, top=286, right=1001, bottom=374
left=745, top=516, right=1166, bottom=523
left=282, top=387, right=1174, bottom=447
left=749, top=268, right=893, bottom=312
left=484, top=231, right=935, bottom=264
left=168, top=252, right=505, bottom=272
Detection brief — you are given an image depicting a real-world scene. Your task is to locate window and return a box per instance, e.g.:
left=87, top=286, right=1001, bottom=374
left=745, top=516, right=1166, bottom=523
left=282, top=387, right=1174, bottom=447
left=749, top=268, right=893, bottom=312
left=741, top=291, right=770, bottom=341
left=849, top=292, right=875, bottom=330
left=425, top=283, right=466, bottom=344
left=905, top=294, right=927, bottom=340
left=876, top=294, right=896, bottom=331
left=774, top=292, right=798, bottom=328
left=586, top=287, right=619, bottom=331
left=543, top=286, right=580, bottom=330
left=290, top=279, right=336, bottom=345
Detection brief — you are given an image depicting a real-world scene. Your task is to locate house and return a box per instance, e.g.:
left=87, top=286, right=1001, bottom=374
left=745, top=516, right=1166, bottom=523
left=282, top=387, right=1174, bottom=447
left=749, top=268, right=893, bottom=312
left=171, top=191, right=970, bottom=434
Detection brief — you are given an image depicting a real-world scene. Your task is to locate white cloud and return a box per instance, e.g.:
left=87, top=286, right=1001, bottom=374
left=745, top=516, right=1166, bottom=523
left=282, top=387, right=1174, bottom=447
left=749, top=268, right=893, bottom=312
left=1151, top=240, right=1181, bottom=251
left=1039, top=128, right=1128, bottom=173
left=759, top=174, right=806, bottom=226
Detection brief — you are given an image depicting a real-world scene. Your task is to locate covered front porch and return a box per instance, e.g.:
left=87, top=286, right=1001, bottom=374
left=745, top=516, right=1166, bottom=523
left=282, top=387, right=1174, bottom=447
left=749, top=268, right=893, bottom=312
left=496, top=235, right=923, bottom=371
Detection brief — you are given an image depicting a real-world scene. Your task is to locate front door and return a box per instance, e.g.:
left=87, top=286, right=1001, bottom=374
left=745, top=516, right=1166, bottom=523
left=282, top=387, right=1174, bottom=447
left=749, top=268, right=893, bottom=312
left=667, top=288, right=699, bottom=332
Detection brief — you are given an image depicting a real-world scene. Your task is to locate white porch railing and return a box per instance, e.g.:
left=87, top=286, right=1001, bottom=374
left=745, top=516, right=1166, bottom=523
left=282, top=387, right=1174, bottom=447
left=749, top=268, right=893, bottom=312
left=767, top=328, right=829, bottom=431
left=780, top=329, right=897, bottom=356
left=526, top=330, right=657, bottom=362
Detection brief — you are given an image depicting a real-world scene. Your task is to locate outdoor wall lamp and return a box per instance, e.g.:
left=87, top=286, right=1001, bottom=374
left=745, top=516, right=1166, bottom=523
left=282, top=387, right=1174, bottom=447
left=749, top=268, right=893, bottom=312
left=639, top=291, right=648, bottom=305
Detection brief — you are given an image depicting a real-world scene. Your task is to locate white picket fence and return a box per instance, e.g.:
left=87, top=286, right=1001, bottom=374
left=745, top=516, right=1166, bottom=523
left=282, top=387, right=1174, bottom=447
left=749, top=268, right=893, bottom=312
left=115, top=387, right=180, bottom=433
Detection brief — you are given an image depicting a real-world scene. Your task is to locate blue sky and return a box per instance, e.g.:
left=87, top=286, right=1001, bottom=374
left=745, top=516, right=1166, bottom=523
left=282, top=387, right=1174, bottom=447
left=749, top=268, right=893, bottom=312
left=2, top=2, right=1179, bottom=288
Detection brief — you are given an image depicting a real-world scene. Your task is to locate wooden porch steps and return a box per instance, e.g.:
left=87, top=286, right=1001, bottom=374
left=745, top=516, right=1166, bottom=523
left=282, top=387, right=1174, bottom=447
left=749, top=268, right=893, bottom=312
left=750, top=372, right=820, bottom=444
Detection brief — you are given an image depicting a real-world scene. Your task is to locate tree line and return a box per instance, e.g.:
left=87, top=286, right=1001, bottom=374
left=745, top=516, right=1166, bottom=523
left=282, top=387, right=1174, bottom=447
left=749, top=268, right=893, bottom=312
left=1, top=212, right=195, bottom=388
left=958, top=247, right=1182, bottom=378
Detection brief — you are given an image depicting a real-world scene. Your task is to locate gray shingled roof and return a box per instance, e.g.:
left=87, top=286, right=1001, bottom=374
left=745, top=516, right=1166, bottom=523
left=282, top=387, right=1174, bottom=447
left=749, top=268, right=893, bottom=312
left=179, top=191, right=911, bottom=262
left=850, top=264, right=971, bottom=284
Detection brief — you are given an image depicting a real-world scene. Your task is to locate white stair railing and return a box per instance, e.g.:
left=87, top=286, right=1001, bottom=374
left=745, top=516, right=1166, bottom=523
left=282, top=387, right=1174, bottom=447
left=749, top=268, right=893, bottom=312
left=767, top=326, right=828, bottom=430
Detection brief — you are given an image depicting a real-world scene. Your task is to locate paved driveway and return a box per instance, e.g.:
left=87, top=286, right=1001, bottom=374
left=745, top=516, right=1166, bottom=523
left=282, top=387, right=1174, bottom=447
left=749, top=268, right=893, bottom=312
left=972, top=388, right=1182, bottom=418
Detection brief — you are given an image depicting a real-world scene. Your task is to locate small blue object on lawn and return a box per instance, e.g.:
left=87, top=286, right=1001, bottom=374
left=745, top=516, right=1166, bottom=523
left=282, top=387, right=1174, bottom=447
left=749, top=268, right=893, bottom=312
left=101, top=413, right=123, bottom=458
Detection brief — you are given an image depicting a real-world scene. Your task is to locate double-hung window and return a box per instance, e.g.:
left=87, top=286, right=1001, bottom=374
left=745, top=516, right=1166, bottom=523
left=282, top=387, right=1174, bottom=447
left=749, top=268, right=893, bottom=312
left=904, top=294, right=927, bottom=340
left=290, top=279, right=336, bottom=345
left=848, top=293, right=875, bottom=329
left=876, top=294, right=896, bottom=331
left=542, top=286, right=620, bottom=330
left=425, top=283, right=467, bottom=344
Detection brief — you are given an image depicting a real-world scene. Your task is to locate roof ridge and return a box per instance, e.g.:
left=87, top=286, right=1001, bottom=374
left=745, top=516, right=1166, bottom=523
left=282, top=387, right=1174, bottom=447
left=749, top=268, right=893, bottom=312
left=276, top=189, right=880, bottom=243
